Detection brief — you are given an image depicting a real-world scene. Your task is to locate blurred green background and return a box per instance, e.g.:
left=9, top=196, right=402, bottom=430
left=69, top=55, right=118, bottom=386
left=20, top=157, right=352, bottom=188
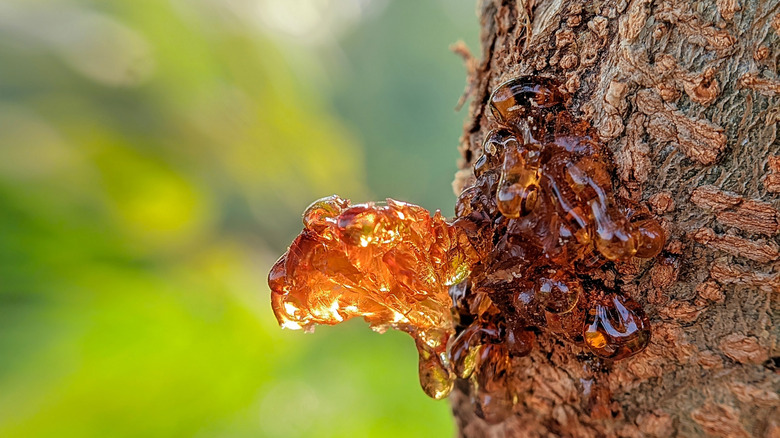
left=0, top=0, right=478, bottom=437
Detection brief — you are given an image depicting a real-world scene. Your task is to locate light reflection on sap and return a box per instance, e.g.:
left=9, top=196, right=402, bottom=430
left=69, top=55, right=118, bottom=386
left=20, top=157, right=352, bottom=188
left=268, top=195, right=479, bottom=399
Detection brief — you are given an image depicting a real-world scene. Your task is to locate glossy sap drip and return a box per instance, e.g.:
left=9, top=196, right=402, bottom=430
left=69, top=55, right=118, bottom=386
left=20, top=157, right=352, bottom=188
left=583, top=294, right=651, bottom=360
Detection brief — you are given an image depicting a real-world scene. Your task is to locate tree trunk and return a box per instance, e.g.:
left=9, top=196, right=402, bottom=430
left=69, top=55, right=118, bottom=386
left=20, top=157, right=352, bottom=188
left=450, top=0, right=779, bottom=436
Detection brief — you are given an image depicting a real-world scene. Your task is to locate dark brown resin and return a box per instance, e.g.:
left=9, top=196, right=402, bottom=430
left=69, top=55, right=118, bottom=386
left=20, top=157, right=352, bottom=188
left=449, top=76, right=664, bottom=423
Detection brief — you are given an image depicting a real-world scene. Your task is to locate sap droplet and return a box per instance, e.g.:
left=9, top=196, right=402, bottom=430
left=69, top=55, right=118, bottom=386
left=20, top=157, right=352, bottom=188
left=535, top=271, right=581, bottom=314
left=416, top=338, right=454, bottom=400
left=539, top=155, right=591, bottom=234
left=496, top=141, right=541, bottom=218
left=583, top=294, right=651, bottom=360
left=482, top=129, right=514, bottom=157
left=473, top=154, right=489, bottom=177
left=633, top=218, right=665, bottom=258
left=489, top=76, right=567, bottom=124
left=303, top=195, right=350, bottom=236
left=592, top=204, right=637, bottom=261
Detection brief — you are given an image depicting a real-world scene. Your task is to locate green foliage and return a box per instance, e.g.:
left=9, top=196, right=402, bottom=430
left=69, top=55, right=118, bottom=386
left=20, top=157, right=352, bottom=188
left=0, top=1, right=475, bottom=436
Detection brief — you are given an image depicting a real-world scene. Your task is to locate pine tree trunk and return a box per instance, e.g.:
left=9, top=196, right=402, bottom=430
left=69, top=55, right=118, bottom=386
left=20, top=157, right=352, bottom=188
left=450, top=0, right=779, bottom=436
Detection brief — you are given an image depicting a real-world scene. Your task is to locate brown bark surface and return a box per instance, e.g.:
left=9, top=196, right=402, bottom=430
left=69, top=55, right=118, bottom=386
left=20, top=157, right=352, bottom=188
left=451, top=0, right=779, bottom=436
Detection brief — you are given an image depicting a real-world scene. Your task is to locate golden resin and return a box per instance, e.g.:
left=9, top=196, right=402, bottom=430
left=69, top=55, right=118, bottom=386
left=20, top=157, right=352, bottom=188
left=269, top=195, right=477, bottom=399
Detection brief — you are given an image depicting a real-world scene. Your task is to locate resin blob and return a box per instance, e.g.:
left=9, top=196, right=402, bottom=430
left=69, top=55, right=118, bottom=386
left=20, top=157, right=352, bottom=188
left=268, top=77, right=665, bottom=415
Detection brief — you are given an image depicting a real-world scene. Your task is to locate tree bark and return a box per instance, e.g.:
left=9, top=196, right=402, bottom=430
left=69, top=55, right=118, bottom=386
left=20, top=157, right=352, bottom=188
left=450, top=0, right=779, bottom=436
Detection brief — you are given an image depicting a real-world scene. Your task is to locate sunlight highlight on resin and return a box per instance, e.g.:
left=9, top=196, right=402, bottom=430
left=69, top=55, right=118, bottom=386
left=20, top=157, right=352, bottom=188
left=268, top=195, right=479, bottom=399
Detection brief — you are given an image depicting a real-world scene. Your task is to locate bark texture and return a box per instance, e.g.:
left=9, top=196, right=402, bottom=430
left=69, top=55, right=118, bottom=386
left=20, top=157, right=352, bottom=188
left=451, top=0, right=779, bottom=436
